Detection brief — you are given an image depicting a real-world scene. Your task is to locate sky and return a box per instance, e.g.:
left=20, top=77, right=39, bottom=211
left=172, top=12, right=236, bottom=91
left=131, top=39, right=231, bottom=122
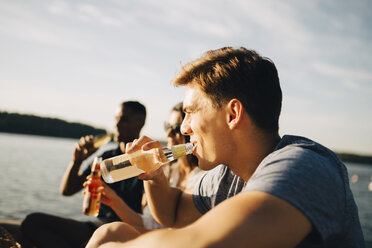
left=0, top=0, right=371, bottom=155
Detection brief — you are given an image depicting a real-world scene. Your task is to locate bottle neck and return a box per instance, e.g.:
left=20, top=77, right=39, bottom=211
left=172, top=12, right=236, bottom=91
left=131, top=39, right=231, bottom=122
left=163, top=143, right=194, bottom=161
left=92, top=170, right=101, bottom=177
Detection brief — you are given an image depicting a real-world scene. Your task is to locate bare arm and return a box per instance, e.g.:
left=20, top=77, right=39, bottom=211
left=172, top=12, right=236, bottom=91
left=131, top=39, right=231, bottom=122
left=60, top=135, right=98, bottom=196
left=60, top=159, right=86, bottom=195
left=98, top=183, right=144, bottom=228
left=98, top=191, right=312, bottom=248
left=142, top=170, right=202, bottom=227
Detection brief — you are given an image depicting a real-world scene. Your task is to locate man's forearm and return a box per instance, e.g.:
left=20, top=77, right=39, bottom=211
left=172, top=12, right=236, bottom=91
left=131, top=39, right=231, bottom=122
left=143, top=171, right=182, bottom=227
left=111, top=198, right=144, bottom=227
left=99, top=228, right=199, bottom=248
left=60, top=160, right=85, bottom=195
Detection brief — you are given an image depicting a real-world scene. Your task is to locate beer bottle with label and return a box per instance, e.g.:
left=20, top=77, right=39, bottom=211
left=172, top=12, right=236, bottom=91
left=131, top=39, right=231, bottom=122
left=82, top=157, right=103, bottom=216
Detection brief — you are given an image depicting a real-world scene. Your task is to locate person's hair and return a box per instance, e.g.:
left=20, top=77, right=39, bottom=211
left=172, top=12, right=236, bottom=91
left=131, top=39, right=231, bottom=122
left=171, top=102, right=198, bottom=167
left=122, top=101, right=147, bottom=119
left=172, top=101, right=186, bottom=121
left=172, top=47, right=282, bottom=133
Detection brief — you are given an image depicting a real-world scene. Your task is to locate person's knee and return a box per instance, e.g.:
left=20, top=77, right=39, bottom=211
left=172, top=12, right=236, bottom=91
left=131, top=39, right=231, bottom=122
left=91, top=222, right=125, bottom=242
left=21, top=212, right=46, bottom=234
left=86, top=222, right=140, bottom=248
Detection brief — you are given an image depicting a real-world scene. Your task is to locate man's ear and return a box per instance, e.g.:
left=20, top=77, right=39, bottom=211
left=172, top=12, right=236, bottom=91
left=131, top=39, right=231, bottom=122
left=226, top=99, right=243, bottom=130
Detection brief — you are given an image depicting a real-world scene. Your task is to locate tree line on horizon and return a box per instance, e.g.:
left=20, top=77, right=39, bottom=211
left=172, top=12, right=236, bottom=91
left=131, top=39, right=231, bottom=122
left=0, top=111, right=106, bottom=139
left=0, top=111, right=371, bottom=165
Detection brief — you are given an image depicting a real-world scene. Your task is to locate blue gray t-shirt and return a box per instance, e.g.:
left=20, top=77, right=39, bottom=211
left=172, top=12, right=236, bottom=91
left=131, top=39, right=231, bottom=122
left=193, top=135, right=364, bottom=247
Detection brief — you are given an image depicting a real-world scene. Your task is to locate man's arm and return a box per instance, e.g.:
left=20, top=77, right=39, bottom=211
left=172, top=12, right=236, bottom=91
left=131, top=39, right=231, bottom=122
left=98, top=183, right=144, bottom=228
left=99, top=191, right=312, bottom=248
left=60, top=135, right=98, bottom=196
left=60, top=159, right=87, bottom=195
left=142, top=170, right=202, bottom=227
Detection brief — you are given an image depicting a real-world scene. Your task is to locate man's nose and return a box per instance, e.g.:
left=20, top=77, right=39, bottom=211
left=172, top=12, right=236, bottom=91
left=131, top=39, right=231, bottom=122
left=180, top=118, right=191, bottom=136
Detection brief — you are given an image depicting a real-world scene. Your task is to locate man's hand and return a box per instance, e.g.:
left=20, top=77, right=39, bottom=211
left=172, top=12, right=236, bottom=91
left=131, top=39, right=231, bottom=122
left=82, top=177, right=119, bottom=208
left=72, top=135, right=98, bottom=162
left=125, top=136, right=165, bottom=180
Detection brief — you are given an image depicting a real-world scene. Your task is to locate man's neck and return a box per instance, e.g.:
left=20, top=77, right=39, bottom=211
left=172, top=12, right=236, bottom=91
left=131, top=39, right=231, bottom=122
left=119, top=142, right=126, bottom=154
left=229, top=131, right=280, bottom=182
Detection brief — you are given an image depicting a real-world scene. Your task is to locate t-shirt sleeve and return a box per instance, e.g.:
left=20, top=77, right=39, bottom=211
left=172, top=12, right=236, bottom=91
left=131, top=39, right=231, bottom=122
left=243, top=146, right=346, bottom=241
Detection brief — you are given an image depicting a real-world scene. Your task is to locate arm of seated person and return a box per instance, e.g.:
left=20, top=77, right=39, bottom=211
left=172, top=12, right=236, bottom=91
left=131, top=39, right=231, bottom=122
left=60, top=135, right=97, bottom=195
left=142, top=169, right=202, bottom=228
left=98, top=183, right=144, bottom=228
left=100, top=190, right=312, bottom=248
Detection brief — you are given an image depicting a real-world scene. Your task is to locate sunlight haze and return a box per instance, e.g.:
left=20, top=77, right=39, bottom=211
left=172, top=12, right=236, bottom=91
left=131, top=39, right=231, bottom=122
left=0, top=0, right=371, bottom=155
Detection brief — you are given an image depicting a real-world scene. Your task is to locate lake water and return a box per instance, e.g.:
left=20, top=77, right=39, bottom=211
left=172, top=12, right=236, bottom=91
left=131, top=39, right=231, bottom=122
left=0, top=132, right=371, bottom=246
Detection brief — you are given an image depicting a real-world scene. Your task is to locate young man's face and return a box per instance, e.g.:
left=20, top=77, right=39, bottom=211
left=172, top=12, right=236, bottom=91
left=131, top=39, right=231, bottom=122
left=181, top=85, right=228, bottom=170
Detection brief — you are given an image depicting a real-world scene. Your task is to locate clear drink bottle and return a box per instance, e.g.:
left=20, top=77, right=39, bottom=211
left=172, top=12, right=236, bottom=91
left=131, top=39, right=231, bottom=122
left=82, top=157, right=103, bottom=216
left=100, top=143, right=194, bottom=183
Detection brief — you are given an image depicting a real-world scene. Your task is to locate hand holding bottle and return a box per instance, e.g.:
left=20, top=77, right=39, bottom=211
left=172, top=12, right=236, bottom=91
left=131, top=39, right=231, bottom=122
left=73, top=135, right=98, bottom=162
left=100, top=136, right=193, bottom=183
left=126, top=136, right=167, bottom=178
left=82, top=157, right=102, bottom=216
left=73, top=134, right=112, bottom=162
left=96, top=182, right=121, bottom=208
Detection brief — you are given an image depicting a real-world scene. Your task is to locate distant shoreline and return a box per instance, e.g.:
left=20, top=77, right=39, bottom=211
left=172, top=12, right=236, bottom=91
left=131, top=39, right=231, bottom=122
left=1, top=131, right=372, bottom=166
left=0, top=111, right=106, bottom=139
left=1, top=111, right=371, bottom=165
left=335, top=153, right=372, bottom=165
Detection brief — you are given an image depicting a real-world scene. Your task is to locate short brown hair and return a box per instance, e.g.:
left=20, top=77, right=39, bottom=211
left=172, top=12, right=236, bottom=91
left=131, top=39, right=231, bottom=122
left=172, top=47, right=282, bottom=133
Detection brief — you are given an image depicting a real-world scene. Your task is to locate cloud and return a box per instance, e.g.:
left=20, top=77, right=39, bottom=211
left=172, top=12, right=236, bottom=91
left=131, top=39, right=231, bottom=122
left=46, top=1, right=134, bottom=28
left=312, top=62, right=372, bottom=90
left=0, top=1, right=87, bottom=50
left=46, top=0, right=70, bottom=15
left=233, top=1, right=312, bottom=52
left=123, top=0, right=242, bottom=38
left=75, top=4, right=124, bottom=27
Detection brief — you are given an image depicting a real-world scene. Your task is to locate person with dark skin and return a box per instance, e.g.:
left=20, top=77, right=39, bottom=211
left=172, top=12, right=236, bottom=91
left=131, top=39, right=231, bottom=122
left=20, top=101, right=147, bottom=248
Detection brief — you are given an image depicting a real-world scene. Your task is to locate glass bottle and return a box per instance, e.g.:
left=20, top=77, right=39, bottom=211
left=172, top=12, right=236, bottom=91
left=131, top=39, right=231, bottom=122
left=100, top=143, right=194, bottom=183
left=93, top=133, right=113, bottom=149
left=82, top=157, right=103, bottom=216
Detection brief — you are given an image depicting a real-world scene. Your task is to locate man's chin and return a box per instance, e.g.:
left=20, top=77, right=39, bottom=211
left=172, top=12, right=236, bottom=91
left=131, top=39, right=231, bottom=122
left=197, top=161, right=217, bottom=171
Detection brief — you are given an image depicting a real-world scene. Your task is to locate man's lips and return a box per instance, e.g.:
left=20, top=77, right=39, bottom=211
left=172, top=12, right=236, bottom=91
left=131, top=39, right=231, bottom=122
left=192, top=143, right=197, bottom=154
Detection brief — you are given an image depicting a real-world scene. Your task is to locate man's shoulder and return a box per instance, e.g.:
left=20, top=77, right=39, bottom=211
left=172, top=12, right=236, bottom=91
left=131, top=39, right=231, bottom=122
left=273, top=135, right=342, bottom=166
left=245, top=134, right=349, bottom=199
left=246, top=135, right=363, bottom=247
left=276, top=135, right=326, bottom=152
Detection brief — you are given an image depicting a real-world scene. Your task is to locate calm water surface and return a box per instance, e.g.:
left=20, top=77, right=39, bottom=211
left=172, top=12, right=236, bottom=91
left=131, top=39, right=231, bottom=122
left=0, top=133, right=371, bottom=245
left=0, top=133, right=95, bottom=221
